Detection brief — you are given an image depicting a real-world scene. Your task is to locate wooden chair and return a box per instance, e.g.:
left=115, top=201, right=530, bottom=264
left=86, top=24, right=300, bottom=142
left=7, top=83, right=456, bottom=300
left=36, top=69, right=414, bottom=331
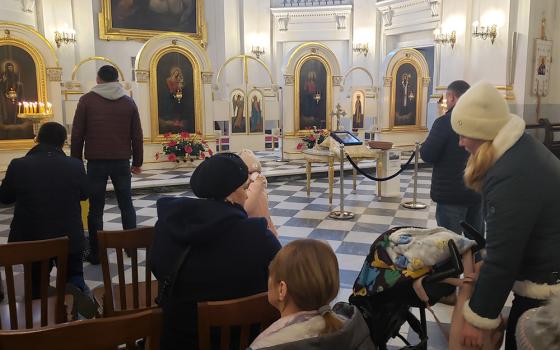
left=0, top=237, right=72, bottom=330
left=93, top=227, right=158, bottom=316
left=197, top=292, right=280, bottom=350
left=0, top=308, right=163, bottom=350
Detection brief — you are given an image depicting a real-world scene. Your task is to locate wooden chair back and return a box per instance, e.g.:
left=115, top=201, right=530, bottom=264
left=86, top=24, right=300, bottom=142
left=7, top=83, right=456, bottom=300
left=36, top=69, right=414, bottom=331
left=0, top=308, right=163, bottom=350
left=97, top=227, right=157, bottom=316
left=197, top=292, right=280, bottom=350
left=0, top=237, right=69, bottom=330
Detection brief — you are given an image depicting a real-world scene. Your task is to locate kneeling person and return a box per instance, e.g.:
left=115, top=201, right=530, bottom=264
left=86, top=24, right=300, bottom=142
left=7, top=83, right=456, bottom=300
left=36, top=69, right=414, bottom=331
left=0, top=122, right=89, bottom=297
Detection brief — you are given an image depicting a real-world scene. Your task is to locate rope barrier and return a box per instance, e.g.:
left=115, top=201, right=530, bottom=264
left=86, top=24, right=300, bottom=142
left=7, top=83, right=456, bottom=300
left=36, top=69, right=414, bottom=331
left=345, top=151, right=416, bottom=182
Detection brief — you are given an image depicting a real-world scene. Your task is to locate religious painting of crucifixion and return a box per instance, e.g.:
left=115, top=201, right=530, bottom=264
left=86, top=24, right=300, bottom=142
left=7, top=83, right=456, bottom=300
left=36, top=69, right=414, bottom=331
left=155, top=51, right=195, bottom=134
left=100, top=0, right=205, bottom=42
left=352, top=90, right=365, bottom=129
left=393, top=63, right=418, bottom=127
left=298, top=58, right=327, bottom=130
left=248, top=89, right=264, bottom=134
left=231, top=89, right=246, bottom=134
left=0, top=44, right=36, bottom=140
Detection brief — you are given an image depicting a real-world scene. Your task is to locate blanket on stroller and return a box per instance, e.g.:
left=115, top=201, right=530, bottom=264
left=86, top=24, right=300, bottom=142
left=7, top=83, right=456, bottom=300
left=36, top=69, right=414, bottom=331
left=352, top=227, right=476, bottom=297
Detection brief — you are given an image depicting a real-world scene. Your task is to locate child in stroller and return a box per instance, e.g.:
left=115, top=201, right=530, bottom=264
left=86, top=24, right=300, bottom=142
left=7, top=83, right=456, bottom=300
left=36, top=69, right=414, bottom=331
left=350, top=222, right=485, bottom=350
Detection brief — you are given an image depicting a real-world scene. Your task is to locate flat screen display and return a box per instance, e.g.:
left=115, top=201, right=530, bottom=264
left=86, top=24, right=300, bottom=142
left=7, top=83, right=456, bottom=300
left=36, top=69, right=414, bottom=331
left=330, top=131, right=363, bottom=146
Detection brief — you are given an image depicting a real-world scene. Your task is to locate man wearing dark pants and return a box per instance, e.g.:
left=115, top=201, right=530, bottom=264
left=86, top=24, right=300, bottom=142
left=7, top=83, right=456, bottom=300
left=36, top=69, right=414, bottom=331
left=421, top=80, right=482, bottom=234
left=71, top=65, right=143, bottom=265
left=0, top=122, right=89, bottom=296
left=420, top=81, right=482, bottom=305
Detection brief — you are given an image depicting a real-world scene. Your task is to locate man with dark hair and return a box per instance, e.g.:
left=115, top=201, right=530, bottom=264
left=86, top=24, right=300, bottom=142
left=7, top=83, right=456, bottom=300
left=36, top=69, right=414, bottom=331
left=420, top=81, right=481, bottom=305
left=421, top=80, right=481, bottom=234
left=71, top=65, right=143, bottom=265
left=0, top=122, right=89, bottom=296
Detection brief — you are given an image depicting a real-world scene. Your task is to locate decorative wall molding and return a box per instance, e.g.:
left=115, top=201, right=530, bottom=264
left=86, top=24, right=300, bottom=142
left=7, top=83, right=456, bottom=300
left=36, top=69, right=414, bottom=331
left=272, top=5, right=352, bottom=32
left=376, top=0, right=439, bottom=32
left=46, top=67, right=62, bottom=81
left=422, top=77, right=431, bottom=86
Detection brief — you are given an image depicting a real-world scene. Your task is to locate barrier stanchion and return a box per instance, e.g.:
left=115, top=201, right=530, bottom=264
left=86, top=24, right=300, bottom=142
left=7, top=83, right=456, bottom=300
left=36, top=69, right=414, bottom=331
left=329, top=144, right=354, bottom=220
left=402, top=142, right=427, bottom=210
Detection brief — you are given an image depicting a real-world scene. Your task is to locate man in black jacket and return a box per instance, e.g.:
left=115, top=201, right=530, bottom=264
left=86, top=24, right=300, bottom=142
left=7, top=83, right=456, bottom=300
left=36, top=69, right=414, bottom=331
left=0, top=122, right=89, bottom=297
left=420, top=80, right=482, bottom=234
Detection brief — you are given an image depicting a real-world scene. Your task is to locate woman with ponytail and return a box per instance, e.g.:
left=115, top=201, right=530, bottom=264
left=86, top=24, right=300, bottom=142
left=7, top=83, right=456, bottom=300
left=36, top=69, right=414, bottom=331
left=250, top=239, right=375, bottom=349
left=450, top=82, right=560, bottom=349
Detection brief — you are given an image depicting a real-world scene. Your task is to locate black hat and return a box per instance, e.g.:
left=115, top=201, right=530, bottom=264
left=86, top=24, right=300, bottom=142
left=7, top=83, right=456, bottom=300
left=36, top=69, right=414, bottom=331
left=190, top=153, right=249, bottom=199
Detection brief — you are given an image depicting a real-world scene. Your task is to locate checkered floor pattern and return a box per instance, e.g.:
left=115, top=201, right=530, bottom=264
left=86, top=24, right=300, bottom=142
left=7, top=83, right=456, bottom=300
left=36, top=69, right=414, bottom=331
left=123, top=150, right=382, bottom=190
left=0, top=167, right=508, bottom=349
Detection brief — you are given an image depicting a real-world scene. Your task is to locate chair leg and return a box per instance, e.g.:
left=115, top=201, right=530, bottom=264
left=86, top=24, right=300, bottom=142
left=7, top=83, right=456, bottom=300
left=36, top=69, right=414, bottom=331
left=419, top=307, right=427, bottom=350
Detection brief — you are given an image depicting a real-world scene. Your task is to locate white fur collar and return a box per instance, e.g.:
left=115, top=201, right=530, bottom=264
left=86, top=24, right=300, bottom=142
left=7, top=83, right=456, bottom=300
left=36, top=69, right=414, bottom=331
left=492, top=115, right=525, bottom=160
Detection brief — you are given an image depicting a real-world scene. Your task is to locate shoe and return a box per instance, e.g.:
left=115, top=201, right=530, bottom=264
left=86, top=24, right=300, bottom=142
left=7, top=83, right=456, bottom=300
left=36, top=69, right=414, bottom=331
left=86, top=250, right=100, bottom=265
left=66, top=284, right=98, bottom=319
left=439, top=292, right=457, bottom=306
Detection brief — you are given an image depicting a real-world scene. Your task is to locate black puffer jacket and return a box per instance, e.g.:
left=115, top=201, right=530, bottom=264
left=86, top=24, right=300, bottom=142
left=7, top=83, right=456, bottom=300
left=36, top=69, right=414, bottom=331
left=420, top=108, right=480, bottom=205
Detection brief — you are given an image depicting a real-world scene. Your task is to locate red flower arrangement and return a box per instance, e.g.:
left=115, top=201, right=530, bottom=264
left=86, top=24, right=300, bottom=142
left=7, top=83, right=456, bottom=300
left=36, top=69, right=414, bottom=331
left=155, top=131, right=213, bottom=163
left=296, top=127, right=330, bottom=150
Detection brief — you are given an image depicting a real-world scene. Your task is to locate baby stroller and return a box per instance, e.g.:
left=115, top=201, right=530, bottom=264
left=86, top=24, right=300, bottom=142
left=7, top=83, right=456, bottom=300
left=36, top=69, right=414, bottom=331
left=349, top=222, right=485, bottom=350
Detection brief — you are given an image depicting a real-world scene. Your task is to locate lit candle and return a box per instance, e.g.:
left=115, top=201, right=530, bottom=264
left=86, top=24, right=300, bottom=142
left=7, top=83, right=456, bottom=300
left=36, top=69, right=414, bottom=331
left=23, top=102, right=28, bottom=114
left=39, top=102, right=45, bottom=114
left=18, top=102, right=22, bottom=114
left=33, top=102, right=38, bottom=114
left=47, top=102, right=52, bottom=114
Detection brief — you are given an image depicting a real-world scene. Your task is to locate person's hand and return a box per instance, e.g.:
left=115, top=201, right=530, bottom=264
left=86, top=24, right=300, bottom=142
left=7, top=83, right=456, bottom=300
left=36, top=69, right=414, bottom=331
left=461, top=320, right=483, bottom=348
left=131, top=166, right=142, bottom=175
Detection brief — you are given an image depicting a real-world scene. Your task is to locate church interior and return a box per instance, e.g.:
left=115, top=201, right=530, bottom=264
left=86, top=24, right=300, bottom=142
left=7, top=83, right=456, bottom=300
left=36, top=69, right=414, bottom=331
left=1, top=0, right=560, bottom=349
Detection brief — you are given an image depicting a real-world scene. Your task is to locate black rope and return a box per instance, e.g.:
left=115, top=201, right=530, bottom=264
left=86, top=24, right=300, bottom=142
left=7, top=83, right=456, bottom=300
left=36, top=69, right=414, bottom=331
left=345, top=151, right=416, bottom=182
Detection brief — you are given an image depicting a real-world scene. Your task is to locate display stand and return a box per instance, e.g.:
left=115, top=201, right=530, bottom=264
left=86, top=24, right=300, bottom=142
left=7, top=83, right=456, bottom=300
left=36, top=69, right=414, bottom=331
left=401, top=142, right=427, bottom=209
left=329, top=143, right=354, bottom=220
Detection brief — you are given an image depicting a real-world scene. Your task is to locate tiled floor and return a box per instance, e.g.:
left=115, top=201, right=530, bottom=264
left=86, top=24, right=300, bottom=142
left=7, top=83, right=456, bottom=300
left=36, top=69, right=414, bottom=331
left=0, top=163, right=507, bottom=349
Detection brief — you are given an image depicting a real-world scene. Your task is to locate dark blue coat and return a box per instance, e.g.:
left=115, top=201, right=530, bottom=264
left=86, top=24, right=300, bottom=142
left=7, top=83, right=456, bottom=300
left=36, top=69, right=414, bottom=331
left=420, top=108, right=480, bottom=205
left=151, top=197, right=281, bottom=350
left=0, top=144, right=88, bottom=254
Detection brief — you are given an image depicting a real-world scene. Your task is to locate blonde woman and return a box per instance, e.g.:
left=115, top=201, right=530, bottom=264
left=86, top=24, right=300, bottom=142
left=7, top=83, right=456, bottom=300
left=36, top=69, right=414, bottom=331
left=250, top=239, right=375, bottom=349
left=450, top=82, right=560, bottom=349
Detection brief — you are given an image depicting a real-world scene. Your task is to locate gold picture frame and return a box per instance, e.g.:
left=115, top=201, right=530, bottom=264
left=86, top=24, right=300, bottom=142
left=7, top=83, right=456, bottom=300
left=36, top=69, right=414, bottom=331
left=230, top=88, right=246, bottom=134
left=99, top=0, right=207, bottom=45
left=389, top=58, right=423, bottom=131
left=0, top=38, right=47, bottom=150
left=149, top=46, right=202, bottom=141
left=294, top=54, right=332, bottom=134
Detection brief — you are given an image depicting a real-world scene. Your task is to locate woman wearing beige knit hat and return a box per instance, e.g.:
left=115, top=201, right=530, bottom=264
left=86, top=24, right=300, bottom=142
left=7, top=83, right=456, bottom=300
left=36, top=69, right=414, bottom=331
left=450, top=82, right=560, bottom=349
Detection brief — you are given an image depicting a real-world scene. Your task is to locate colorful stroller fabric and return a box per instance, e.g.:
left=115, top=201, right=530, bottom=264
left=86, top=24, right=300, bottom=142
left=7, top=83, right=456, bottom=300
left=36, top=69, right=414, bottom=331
left=352, top=226, right=475, bottom=298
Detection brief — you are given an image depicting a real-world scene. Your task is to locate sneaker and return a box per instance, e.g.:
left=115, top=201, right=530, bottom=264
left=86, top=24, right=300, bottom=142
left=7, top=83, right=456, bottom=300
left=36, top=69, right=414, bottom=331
left=86, top=250, right=100, bottom=265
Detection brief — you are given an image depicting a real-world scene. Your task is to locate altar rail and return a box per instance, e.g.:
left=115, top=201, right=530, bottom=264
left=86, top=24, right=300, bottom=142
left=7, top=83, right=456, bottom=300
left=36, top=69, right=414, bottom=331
left=271, top=0, right=351, bottom=7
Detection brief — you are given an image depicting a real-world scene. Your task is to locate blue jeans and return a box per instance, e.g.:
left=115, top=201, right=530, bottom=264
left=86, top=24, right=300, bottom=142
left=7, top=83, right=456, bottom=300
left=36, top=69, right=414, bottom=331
left=87, top=160, right=136, bottom=252
left=435, top=202, right=483, bottom=235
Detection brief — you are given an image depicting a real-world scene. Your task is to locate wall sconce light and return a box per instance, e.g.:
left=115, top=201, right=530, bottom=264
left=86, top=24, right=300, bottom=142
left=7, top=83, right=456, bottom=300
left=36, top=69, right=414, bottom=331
left=433, top=28, right=456, bottom=49
left=472, top=22, right=497, bottom=44
left=352, top=43, right=368, bottom=57
left=251, top=45, right=265, bottom=59
left=54, top=27, right=76, bottom=48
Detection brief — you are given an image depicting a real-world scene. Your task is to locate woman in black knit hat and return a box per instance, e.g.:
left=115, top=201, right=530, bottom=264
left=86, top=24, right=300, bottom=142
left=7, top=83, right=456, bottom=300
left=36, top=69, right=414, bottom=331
left=150, top=153, right=281, bottom=350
